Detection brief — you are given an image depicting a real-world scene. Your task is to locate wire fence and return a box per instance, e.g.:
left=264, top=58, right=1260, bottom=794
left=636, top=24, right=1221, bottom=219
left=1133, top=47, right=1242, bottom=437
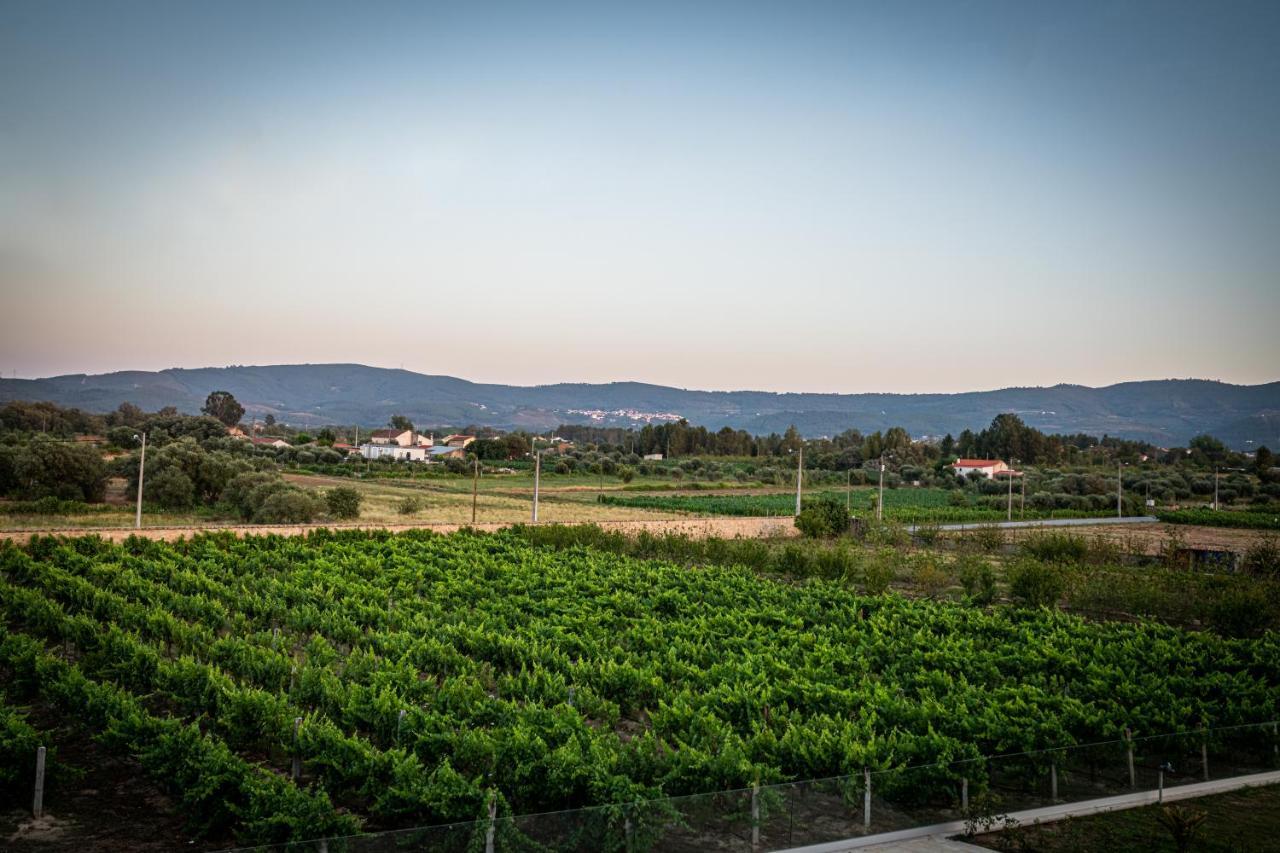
left=222, top=719, right=1280, bottom=852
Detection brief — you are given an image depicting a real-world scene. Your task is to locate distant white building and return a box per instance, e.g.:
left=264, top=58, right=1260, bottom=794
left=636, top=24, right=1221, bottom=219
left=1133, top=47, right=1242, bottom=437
left=950, top=459, right=1010, bottom=480
left=643, top=453, right=664, bottom=461
left=360, top=443, right=429, bottom=462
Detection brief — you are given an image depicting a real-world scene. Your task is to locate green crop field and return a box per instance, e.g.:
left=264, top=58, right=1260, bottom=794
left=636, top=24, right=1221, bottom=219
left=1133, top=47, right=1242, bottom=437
left=1, top=530, right=1277, bottom=848
left=1157, top=507, right=1280, bottom=530
left=598, top=487, right=1118, bottom=523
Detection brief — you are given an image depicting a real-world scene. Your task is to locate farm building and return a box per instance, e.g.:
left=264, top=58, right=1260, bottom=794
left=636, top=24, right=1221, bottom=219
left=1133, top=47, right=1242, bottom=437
left=441, top=434, right=476, bottom=448
left=950, top=458, right=1010, bottom=479
left=368, top=429, right=415, bottom=446
left=360, top=443, right=429, bottom=462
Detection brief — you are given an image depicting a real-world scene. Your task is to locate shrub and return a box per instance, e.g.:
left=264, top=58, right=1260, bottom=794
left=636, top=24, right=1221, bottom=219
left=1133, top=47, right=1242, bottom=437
left=961, top=524, right=1005, bottom=553
left=956, top=555, right=997, bottom=605
left=795, top=496, right=849, bottom=539
left=1242, top=537, right=1280, bottom=578
left=253, top=488, right=323, bottom=524
left=1007, top=559, right=1065, bottom=608
left=1021, top=531, right=1088, bottom=564
left=325, top=487, right=362, bottom=520
left=909, top=553, right=952, bottom=600
left=862, top=548, right=897, bottom=595
left=145, top=467, right=196, bottom=510
left=1206, top=586, right=1275, bottom=637
left=397, top=496, right=424, bottom=516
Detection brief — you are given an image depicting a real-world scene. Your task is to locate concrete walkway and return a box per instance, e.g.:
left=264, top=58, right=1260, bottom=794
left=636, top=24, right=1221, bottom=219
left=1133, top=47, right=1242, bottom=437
left=907, top=516, right=1158, bottom=533
left=773, top=769, right=1280, bottom=852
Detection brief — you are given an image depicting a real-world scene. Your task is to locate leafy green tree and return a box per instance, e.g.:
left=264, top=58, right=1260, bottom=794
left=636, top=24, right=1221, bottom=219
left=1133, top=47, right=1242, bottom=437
left=325, top=487, right=362, bottom=519
left=201, top=391, right=245, bottom=427
left=795, top=495, right=850, bottom=538
left=11, top=437, right=107, bottom=501
left=389, top=415, right=414, bottom=432
left=1007, top=559, right=1065, bottom=608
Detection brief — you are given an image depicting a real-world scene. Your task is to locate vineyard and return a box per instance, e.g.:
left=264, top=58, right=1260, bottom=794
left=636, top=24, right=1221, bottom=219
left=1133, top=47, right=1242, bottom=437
left=598, top=487, right=1116, bottom=523
left=1158, top=507, right=1280, bottom=530
left=1, top=529, right=1278, bottom=848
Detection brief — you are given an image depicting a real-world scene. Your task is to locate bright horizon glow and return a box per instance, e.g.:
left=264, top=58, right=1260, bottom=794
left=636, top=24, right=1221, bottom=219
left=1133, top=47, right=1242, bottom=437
left=2, top=1, right=1278, bottom=394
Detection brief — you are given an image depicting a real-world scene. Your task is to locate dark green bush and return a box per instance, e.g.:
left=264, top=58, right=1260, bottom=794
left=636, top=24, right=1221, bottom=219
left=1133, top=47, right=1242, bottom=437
left=325, top=487, right=362, bottom=520
left=1021, top=531, right=1089, bottom=563
left=794, top=495, right=850, bottom=539
left=1007, top=559, right=1065, bottom=608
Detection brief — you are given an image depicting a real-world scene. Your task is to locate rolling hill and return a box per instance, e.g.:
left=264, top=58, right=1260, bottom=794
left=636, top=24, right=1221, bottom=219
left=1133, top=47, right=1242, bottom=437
left=1, top=364, right=1277, bottom=448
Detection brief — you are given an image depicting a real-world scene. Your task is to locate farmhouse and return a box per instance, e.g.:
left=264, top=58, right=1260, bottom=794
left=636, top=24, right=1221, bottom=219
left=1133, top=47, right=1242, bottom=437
left=428, top=445, right=467, bottom=461
left=369, top=429, right=414, bottom=446
left=360, top=443, right=429, bottom=462
left=440, top=434, right=476, bottom=448
left=252, top=437, right=291, bottom=449
left=950, top=458, right=1009, bottom=479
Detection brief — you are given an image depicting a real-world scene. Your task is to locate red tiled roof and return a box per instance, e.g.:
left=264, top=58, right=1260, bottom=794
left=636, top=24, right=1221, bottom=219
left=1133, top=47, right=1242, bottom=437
left=951, top=459, right=1002, bottom=467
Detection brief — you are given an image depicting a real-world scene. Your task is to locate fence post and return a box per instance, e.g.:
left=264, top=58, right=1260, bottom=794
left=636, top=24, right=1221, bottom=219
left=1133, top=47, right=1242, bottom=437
left=1050, top=761, right=1058, bottom=802
left=751, top=779, right=760, bottom=848
left=292, top=716, right=302, bottom=781
left=1158, top=767, right=1164, bottom=803
left=863, top=768, right=871, bottom=830
left=485, top=790, right=497, bottom=853
left=961, top=777, right=969, bottom=811
left=1125, top=728, right=1135, bottom=789
left=1200, top=722, right=1209, bottom=782
left=1274, top=722, right=1279, bottom=762
left=32, top=746, right=46, bottom=818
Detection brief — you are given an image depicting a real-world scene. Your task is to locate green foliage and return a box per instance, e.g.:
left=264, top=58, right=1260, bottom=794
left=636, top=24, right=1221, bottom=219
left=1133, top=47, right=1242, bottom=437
left=1158, top=508, right=1280, bottom=530
left=7, top=435, right=108, bottom=502
left=908, top=552, right=952, bottom=599
left=1020, top=531, right=1089, bottom=564
left=252, top=489, right=324, bottom=524
left=397, top=496, right=424, bottom=515
left=325, top=487, right=363, bottom=520
left=956, top=555, right=997, bottom=605
left=861, top=547, right=897, bottom=594
left=201, top=391, right=245, bottom=428
left=1242, top=537, right=1280, bottom=578
left=794, top=495, right=850, bottom=538
left=1006, top=559, right=1065, bottom=609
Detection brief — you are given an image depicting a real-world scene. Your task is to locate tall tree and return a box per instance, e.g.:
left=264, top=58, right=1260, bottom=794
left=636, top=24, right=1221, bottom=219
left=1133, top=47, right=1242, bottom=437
left=389, top=415, right=414, bottom=432
left=201, top=391, right=245, bottom=427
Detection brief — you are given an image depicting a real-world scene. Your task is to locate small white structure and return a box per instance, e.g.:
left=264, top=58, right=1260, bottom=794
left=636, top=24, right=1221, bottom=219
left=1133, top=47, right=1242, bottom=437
left=950, top=459, right=1009, bottom=480
left=643, top=453, right=664, bottom=461
left=360, top=443, right=429, bottom=462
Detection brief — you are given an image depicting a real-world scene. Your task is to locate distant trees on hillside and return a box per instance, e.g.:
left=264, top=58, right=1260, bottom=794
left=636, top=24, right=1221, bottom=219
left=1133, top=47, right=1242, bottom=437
left=201, top=390, right=244, bottom=427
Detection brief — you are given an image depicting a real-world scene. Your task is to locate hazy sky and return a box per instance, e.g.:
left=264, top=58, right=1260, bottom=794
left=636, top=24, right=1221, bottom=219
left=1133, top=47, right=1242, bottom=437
left=2, top=1, right=1278, bottom=393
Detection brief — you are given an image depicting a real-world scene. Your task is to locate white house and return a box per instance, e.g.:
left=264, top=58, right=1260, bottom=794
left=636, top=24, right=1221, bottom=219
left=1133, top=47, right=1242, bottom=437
left=950, top=458, right=1010, bottom=480
left=643, top=453, right=664, bottom=461
left=369, top=429, right=415, bottom=446
left=360, top=443, right=429, bottom=462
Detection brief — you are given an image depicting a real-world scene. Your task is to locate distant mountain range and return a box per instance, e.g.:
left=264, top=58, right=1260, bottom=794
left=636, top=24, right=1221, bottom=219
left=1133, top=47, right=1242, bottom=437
left=2, top=364, right=1278, bottom=449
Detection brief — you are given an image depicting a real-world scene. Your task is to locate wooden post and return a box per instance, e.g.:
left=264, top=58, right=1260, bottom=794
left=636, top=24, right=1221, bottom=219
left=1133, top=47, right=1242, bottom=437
left=485, top=790, right=497, bottom=853
left=472, top=459, right=479, bottom=523
left=32, top=746, right=46, bottom=818
left=1201, top=740, right=1210, bottom=782
left=1125, top=728, right=1135, bottom=789
left=750, top=783, right=760, bottom=847
left=863, top=768, right=871, bottom=830
left=961, top=777, right=968, bottom=811
left=292, top=716, right=302, bottom=780
left=1050, top=761, right=1058, bottom=802
left=1158, top=767, right=1164, bottom=803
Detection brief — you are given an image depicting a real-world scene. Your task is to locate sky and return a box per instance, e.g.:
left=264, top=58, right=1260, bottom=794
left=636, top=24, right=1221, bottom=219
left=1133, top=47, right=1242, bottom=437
left=1, top=0, right=1278, bottom=394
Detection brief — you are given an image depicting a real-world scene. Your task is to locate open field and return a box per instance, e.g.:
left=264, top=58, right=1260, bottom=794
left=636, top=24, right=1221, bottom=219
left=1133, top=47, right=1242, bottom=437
left=1, top=528, right=1277, bottom=849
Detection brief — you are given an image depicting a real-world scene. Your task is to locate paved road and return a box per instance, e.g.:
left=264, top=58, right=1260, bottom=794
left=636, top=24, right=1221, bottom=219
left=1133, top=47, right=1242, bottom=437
left=906, top=516, right=1158, bottom=534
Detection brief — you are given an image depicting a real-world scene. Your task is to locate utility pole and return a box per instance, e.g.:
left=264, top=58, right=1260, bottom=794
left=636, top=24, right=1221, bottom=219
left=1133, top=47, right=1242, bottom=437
left=877, top=455, right=886, bottom=521
left=531, top=450, right=541, bottom=522
left=134, top=432, right=147, bottom=529
left=1117, top=462, right=1123, bottom=518
left=1007, top=459, right=1015, bottom=521
left=1020, top=468, right=1027, bottom=518
left=794, top=445, right=803, bottom=516
left=846, top=468, right=852, bottom=515
left=471, top=458, right=479, bottom=523
left=1213, top=465, right=1219, bottom=511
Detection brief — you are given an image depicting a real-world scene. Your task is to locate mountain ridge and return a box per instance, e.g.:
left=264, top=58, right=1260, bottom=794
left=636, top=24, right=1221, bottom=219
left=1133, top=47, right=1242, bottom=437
left=2, top=364, right=1277, bottom=448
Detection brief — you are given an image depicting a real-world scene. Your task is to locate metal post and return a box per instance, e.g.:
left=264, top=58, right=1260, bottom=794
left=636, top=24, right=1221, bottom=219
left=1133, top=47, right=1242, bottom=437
left=1117, top=462, right=1123, bottom=517
left=751, top=780, right=761, bottom=848
left=32, top=746, right=46, bottom=818
left=1007, top=464, right=1014, bottom=521
left=1125, top=728, right=1135, bottom=789
left=472, top=458, right=479, bottom=523
left=1213, top=466, right=1219, bottom=511
left=877, top=460, right=885, bottom=522
left=1021, top=469, right=1026, bottom=518
left=1201, top=735, right=1210, bottom=782
left=794, top=445, right=803, bottom=517
left=532, top=451, right=541, bottom=522
left=1050, top=761, right=1058, bottom=801
left=846, top=469, right=852, bottom=514
left=135, top=432, right=147, bottom=529
left=961, top=777, right=969, bottom=811
left=292, top=716, right=302, bottom=780
left=1158, top=767, right=1164, bottom=803
left=485, top=791, right=497, bottom=853
left=863, top=767, right=871, bottom=829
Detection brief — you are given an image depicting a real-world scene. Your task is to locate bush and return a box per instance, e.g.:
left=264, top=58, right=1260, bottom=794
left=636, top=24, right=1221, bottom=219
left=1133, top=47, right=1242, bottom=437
left=1206, top=586, right=1276, bottom=637
left=963, top=524, right=1005, bottom=553
left=252, top=488, right=324, bottom=523
left=325, top=487, right=362, bottom=520
left=862, top=548, right=897, bottom=595
left=1242, top=537, right=1280, bottom=578
left=145, top=467, right=196, bottom=510
left=1007, top=559, right=1065, bottom=608
left=795, top=496, right=849, bottom=539
left=397, top=496, right=424, bottom=516
left=956, top=555, right=997, bottom=605
left=909, top=553, right=952, bottom=600
left=1021, top=531, right=1088, bottom=564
